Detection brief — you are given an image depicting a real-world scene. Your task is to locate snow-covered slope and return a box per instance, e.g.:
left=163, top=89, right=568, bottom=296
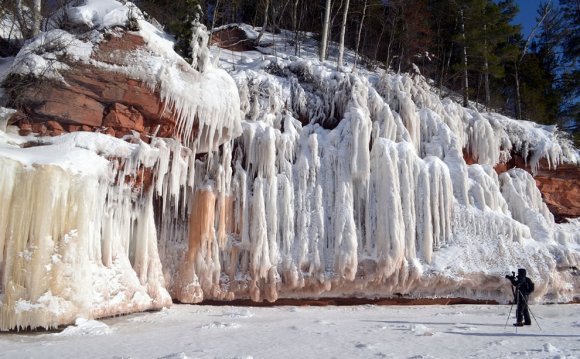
left=0, top=1, right=579, bottom=330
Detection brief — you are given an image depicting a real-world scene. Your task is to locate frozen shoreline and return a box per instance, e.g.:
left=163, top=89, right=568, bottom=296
left=1, top=303, right=579, bottom=359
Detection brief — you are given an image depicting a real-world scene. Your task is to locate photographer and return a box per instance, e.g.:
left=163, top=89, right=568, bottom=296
left=506, top=268, right=535, bottom=327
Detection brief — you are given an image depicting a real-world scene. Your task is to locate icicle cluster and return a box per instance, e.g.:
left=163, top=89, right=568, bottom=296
left=165, top=59, right=577, bottom=304
left=0, top=133, right=180, bottom=330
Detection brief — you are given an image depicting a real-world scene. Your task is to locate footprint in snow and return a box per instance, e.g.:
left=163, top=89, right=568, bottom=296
left=543, top=343, right=561, bottom=354
left=200, top=322, right=241, bottom=329
left=355, top=342, right=373, bottom=350
left=222, top=309, right=254, bottom=318
left=410, top=324, right=435, bottom=336
left=157, top=353, right=189, bottom=359
left=454, top=324, right=477, bottom=331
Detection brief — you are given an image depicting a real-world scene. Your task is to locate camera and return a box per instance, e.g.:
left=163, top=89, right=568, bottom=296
left=505, top=271, right=516, bottom=280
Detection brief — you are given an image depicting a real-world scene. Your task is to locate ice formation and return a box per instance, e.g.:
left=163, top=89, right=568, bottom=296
left=1, top=1, right=579, bottom=330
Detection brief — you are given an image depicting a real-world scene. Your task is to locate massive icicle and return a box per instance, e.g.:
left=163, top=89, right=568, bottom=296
left=0, top=133, right=173, bottom=330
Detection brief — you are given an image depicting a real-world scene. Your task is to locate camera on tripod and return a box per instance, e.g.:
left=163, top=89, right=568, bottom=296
left=505, top=271, right=516, bottom=280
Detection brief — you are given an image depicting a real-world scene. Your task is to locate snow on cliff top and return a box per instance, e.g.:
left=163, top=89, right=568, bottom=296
left=4, top=0, right=242, bottom=155
left=210, top=25, right=579, bottom=172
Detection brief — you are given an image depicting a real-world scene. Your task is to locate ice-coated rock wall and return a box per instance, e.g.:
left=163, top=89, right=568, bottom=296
left=1, top=1, right=579, bottom=331
left=166, top=59, right=578, bottom=306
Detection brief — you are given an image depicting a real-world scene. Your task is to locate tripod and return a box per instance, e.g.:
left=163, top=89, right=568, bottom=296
left=504, top=286, right=542, bottom=331
left=504, top=286, right=516, bottom=329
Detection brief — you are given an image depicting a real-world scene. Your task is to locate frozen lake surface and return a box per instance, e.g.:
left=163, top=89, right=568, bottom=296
left=1, top=303, right=579, bottom=359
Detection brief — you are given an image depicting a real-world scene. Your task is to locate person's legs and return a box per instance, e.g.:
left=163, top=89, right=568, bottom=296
left=523, top=295, right=531, bottom=325
left=514, top=292, right=524, bottom=325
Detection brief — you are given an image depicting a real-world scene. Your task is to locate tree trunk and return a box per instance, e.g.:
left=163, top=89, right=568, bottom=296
left=460, top=9, right=469, bottom=107
left=293, top=0, right=299, bottom=55
left=32, top=0, right=41, bottom=36
left=483, top=24, right=491, bottom=109
left=211, top=0, right=221, bottom=33
left=373, top=26, right=385, bottom=63
left=320, top=0, right=332, bottom=62
left=337, top=0, right=350, bottom=69
left=352, top=0, right=368, bottom=71
left=256, top=0, right=270, bottom=46
left=515, top=62, right=522, bottom=120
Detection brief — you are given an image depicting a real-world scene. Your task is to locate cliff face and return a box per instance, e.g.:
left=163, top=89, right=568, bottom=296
left=11, top=23, right=578, bottom=223
left=534, top=164, right=580, bottom=222
left=0, top=0, right=243, bottom=331
left=9, top=32, right=178, bottom=139
left=0, top=5, right=579, bottom=331
left=464, top=151, right=580, bottom=222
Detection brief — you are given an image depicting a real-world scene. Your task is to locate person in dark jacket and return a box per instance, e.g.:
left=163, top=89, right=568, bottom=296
left=506, top=268, right=534, bottom=326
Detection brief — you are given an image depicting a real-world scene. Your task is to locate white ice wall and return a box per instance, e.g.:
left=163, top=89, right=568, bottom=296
left=0, top=134, right=179, bottom=330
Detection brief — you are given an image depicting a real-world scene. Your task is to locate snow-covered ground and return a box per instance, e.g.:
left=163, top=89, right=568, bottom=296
left=1, top=303, right=579, bottom=359
left=1, top=0, right=580, bottom=332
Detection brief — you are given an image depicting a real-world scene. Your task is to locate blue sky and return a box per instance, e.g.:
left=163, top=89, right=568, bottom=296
left=514, top=0, right=557, bottom=36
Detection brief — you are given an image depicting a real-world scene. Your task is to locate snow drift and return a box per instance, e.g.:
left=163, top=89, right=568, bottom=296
left=0, top=1, right=579, bottom=330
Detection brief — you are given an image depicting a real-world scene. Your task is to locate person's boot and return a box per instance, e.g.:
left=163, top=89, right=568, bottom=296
left=524, top=321, right=531, bottom=325
left=513, top=322, right=524, bottom=327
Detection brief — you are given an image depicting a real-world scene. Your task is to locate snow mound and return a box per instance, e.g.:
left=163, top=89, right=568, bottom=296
left=58, top=318, right=112, bottom=336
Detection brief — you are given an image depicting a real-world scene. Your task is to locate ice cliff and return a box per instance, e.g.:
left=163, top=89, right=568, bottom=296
left=0, top=1, right=579, bottom=330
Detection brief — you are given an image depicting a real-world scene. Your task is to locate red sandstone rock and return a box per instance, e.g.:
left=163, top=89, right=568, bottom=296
left=21, top=85, right=105, bottom=127
left=534, top=164, right=580, bottom=221
left=47, top=120, right=64, bottom=131
left=31, top=123, right=48, bottom=135
left=19, top=121, right=31, bottom=131
left=210, top=26, right=256, bottom=52
left=465, top=149, right=580, bottom=221
left=9, top=32, right=177, bottom=138
left=103, top=103, right=145, bottom=132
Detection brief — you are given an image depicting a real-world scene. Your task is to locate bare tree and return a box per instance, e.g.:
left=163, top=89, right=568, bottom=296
left=32, top=0, right=41, bottom=36
left=460, top=8, right=469, bottom=107
left=352, top=0, right=368, bottom=71
left=256, top=0, right=270, bottom=45
left=320, top=0, right=331, bottom=62
left=337, top=0, right=350, bottom=69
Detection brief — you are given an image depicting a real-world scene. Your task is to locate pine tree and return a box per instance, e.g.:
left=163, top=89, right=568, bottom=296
left=533, top=1, right=562, bottom=124
left=558, top=0, right=579, bottom=143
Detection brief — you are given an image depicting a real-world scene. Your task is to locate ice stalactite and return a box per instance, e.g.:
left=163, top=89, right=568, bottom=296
left=500, top=169, right=554, bottom=243
left=183, top=53, right=576, bottom=303
left=0, top=135, right=176, bottom=330
left=0, top=108, right=15, bottom=132
left=0, top=123, right=270, bottom=329
left=368, top=139, right=405, bottom=280
left=469, top=115, right=500, bottom=166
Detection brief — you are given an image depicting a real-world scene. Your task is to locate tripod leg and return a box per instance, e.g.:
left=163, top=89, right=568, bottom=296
left=519, top=294, right=542, bottom=331
left=504, top=302, right=514, bottom=329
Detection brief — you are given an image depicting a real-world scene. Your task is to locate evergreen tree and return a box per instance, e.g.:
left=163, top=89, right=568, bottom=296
left=533, top=1, right=562, bottom=124
left=558, top=0, right=579, bottom=143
